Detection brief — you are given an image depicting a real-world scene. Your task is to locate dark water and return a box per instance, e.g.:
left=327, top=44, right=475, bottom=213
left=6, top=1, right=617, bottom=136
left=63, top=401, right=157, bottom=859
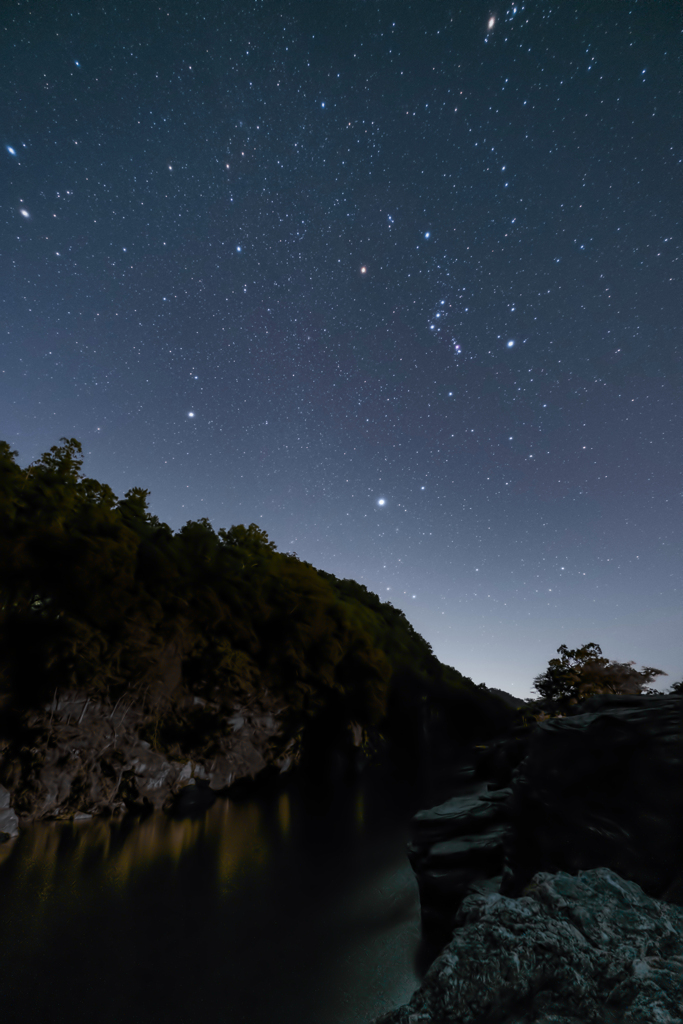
left=0, top=764, right=480, bottom=1024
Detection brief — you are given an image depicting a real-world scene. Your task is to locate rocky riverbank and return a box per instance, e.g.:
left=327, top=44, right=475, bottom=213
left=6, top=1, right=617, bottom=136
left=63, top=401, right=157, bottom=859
left=374, top=693, right=683, bottom=1024
left=374, top=866, right=683, bottom=1024
left=0, top=684, right=301, bottom=837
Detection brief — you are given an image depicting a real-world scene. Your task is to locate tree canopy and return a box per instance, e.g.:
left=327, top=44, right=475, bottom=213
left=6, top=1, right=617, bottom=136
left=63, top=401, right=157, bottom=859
left=530, top=642, right=678, bottom=717
left=0, top=437, right=511, bottom=757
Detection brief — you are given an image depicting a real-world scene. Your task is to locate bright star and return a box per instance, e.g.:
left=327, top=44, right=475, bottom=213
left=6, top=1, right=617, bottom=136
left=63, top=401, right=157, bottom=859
left=377, top=498, right=386, bottom=506
left=188, top=412, right=195, bottom=418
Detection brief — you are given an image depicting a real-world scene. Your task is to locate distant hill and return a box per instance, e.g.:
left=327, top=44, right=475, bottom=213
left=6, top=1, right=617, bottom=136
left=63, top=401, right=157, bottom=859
left=486, top=687, right=535, bottom=710
left=0, top=437, right=518, bottom=824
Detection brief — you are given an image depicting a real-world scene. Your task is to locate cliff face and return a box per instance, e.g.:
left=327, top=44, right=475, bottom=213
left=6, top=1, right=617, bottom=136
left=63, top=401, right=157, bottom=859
left=386, top=694, right=683, bottom=1024
left=501, top=694, right=683, bottom=904
left=0, top=662, right=517, bottom=832
left=0, top=684, right=292, bottom=831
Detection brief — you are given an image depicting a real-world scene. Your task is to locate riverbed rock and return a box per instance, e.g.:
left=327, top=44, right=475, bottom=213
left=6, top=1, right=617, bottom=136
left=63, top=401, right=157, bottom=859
left=408, top=787, right=512, bottom=937
left=501, top=694, right=683, bottom=905
left=372, top=866, right=683, bottom=1024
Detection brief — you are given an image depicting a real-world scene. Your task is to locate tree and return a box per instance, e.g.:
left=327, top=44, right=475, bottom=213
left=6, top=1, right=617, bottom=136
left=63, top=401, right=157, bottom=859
left=219, top=522, right=277, bottom=554
left=532, top=643, right=668, bottom=712
left=646, top=678, right=683, bottom=697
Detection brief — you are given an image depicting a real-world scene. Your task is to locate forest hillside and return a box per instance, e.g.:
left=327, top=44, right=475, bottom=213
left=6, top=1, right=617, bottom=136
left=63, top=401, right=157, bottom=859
left=0, top=438, right=518, bottom=821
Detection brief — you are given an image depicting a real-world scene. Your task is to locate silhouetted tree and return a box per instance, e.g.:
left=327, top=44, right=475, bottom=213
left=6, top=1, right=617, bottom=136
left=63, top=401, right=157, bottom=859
left=531, top=643, right=668, bottom=715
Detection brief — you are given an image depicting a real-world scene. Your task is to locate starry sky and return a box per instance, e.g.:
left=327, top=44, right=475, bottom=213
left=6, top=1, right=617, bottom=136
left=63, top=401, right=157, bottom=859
left=2, top=1, right=681, bottom=699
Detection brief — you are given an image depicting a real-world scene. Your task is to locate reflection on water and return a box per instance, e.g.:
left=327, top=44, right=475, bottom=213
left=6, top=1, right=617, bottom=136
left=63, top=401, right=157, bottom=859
left=0, top=768, right=442, bottom=1024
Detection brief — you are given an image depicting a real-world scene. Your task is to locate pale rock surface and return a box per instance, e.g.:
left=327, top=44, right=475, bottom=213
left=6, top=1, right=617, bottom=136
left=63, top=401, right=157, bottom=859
left=372, top=867, right=683, bottom=1024
left=0, top=687, right=290, bottom=825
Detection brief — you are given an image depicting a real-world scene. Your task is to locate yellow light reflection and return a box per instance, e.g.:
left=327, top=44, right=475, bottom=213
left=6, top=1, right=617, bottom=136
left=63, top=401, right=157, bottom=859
left=0, top=795, right=273, bottom=901
left=216, top=801, right=268, bottom=893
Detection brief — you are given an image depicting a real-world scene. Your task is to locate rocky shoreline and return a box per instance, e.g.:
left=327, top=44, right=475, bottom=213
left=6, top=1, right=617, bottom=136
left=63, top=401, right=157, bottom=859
left=373, top=693, right=683, bottom=1024
left=0, top=668, right=518, bottom=841
left=0, top=685, right=302, bottom=839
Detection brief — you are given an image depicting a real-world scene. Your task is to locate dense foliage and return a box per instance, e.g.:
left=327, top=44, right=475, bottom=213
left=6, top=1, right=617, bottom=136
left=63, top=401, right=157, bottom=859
left=530, top=643, right=681, bottom=717
left=0, top=438, right=509, bottom=759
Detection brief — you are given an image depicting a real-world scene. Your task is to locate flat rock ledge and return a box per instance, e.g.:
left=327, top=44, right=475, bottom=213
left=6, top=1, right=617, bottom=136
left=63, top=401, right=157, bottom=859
left=371, top=867, right=683, bottom=1024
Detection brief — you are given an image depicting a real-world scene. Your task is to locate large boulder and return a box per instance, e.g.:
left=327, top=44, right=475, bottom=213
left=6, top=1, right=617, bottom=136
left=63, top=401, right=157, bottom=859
left=372, top=866, right=683, bottom=1024
left=501, top=694, right=683, bottom=904
left=406, top=693, right=683, bottom=947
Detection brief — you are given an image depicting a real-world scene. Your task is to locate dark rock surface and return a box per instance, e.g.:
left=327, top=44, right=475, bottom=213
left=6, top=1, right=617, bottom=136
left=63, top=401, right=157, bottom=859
left=408, top=785, right=512, bottom=939
left=372, top=866, right=683, bottom=1024
left=501, top=694, right=683, bottom=904
left=0, top=657, right=516, bottom=830
left=408, top=694, right=683, bottom=945
left=0, top=782, right=19, bottom=840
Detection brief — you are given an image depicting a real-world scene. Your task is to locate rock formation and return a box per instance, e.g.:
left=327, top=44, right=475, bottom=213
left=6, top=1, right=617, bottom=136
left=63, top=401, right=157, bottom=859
left=408, top=785, right=511, bottom=939
left=0, top=686, right=292, bottom=829
left=501, top=694, right=683, bottom=905
left=372, top=866, right=683, bottom=1024
left=0, top=654, right=515, bottom=832
left=0, top=783, right=19, bottom=839
left=409, top=694, right=683, bottom=943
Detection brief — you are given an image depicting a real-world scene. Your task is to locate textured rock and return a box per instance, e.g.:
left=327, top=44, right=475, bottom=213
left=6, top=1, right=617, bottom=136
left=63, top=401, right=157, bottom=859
left=0, top=782, right=19, bottom=840
left=409, top=694, right=683, bottom=944
left=501, top=694, right=683, bottom=905
left=372, top=867, right=683, bottom=1024
left=408, top=787, right=512, bottom=937
left=0, top=686, right=291, bottom=825
left=411, top=787, right=512, bottom=846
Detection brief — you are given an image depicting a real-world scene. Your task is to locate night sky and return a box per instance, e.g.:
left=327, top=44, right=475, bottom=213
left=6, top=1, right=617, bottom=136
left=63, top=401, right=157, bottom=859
left=2, top=2, right=681, bottom=699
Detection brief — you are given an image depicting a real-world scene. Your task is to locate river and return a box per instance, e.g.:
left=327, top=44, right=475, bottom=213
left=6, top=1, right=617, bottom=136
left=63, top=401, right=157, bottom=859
left=0, top=759, right=482, bottom=1024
